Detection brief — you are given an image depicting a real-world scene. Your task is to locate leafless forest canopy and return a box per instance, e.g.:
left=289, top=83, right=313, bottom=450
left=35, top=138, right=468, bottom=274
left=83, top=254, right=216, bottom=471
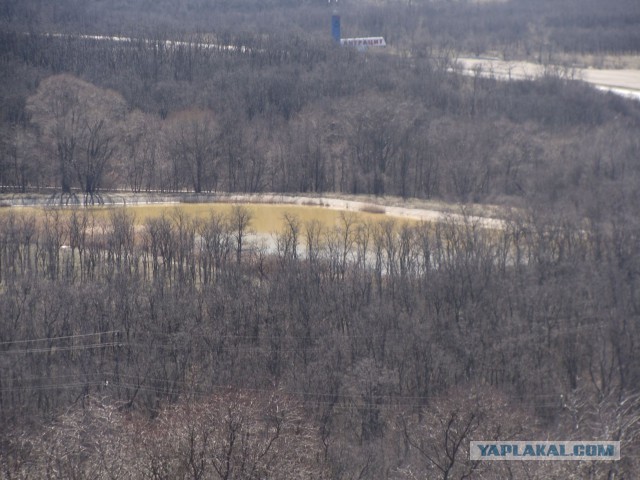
left=1, top=0, right=640, bottom=478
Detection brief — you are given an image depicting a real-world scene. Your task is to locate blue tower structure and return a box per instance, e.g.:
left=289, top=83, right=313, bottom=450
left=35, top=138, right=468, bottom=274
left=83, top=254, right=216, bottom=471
left=331, top=12, right=340, bottom=43
left=330, top=0, right=386, bottom=49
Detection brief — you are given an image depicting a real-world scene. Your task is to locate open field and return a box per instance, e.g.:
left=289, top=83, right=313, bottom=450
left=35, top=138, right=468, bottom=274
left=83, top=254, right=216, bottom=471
left=457, top=57, right=640, bottom=100
left=551, top=53, right=640, bottom=70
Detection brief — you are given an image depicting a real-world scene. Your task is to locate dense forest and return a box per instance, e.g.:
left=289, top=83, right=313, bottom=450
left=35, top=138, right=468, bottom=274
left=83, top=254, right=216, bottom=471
left=1, top=206, right=639, bottom=478
left=1, top=31, right=639, bottom=213
left=1, top=0, right=640, bottom=478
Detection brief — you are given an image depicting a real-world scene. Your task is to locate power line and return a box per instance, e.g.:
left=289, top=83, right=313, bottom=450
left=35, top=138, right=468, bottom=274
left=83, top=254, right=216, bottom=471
left=0, top=330, right=120, bottom=346
left=0, top=320, right=605, bottom=355
left=0, top=381, right=565, bottom=410
left=0, top=342, right=121, bottom=355
left=0, top=371, right=565, bottom=404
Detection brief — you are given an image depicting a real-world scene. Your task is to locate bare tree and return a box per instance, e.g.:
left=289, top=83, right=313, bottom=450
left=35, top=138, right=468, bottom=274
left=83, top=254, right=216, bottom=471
left=229, top=205, right=253, bottom=265
left=121, top=110, right=160, bottom=192
left=27, top=75, right=127, bottom=203
left=397, top=385, right=535, bottom=480
left=164, top=108, right=219, bottom=193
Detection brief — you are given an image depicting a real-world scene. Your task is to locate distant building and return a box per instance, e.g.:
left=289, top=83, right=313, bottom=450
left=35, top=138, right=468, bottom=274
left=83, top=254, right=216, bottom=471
left=330, top=4, right=386, bottom=49
left=340, top=37, right=386, bottom=48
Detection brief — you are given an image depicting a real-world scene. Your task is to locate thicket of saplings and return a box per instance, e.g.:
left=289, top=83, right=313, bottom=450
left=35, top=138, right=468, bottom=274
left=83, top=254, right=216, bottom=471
left=0, top=206, right=638, bottom=478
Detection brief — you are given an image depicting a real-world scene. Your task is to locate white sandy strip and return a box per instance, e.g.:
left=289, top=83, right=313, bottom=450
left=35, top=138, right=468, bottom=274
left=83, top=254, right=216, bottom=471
left=457, top=57, right=640, bottom=101
left=45, top=33, right=251, bottom=53
left=215, top=193, right=505, bottom=229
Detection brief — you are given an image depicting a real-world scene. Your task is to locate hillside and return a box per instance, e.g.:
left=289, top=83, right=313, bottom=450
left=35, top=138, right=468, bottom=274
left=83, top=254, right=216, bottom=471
left=1, top=1, right=640, bottom=478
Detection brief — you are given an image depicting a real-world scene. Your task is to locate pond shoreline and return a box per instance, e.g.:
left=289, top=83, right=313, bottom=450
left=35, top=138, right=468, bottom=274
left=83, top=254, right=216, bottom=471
left=0, top=192, right=505, bottom=229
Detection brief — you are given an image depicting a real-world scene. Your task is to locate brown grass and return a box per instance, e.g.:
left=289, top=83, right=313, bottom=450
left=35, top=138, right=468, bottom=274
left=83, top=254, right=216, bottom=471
left=359, top=204, right=386, bottom=215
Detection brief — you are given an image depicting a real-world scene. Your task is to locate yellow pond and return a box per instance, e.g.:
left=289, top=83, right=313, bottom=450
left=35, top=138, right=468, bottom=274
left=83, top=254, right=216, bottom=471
left=3, top=203, right=411, bottom=234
